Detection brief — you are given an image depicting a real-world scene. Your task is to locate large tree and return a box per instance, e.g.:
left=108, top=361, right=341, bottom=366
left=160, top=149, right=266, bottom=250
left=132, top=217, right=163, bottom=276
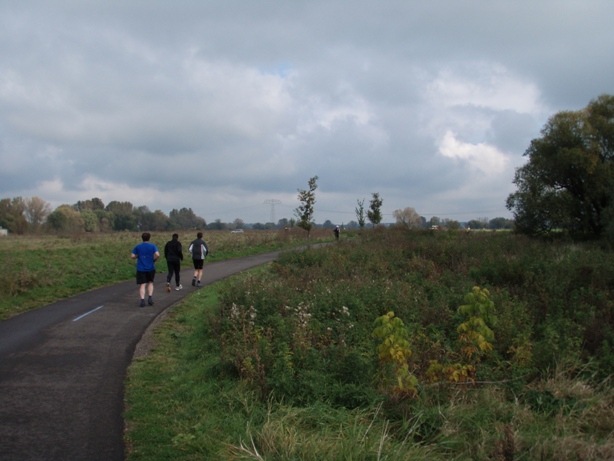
left=47, top=208, right=68, bottom=231
left=295, top=176, right=318, bottom=238
left=207, top=219, right=227, bottom=230
left=232, top=218, right=245, bottom=230
left=0, top=197, right=28, bottom=234
left=467, top=219, right=486, bottom=230
left=81, top=210, right=99, bottom=232
left=507, top=94, right=614, bottom=238
left=393, top=206, right=421, bottom=229
left=75, top=198, right=105, bottom=212
left=24, top=196, right=51, bottom=231
left=488, top=217, right=514, bottom=230
left=105, top=201, right=136, bottom=231
left=169, top=208, right=206, bottom=230
left=135, top=207, right=170, bottom=231
left=47, top=205, right=84, bottom=232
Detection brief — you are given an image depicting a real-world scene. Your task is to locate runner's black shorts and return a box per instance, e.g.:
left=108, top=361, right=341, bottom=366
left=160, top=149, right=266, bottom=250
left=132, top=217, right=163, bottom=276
left=136, top=270, right=156, bottom=285
left=192, top=259, right=204, bottom=270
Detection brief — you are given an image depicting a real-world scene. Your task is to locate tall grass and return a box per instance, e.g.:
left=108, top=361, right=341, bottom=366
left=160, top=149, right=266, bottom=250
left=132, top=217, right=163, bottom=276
left=125, top=228, right=614, bottom=460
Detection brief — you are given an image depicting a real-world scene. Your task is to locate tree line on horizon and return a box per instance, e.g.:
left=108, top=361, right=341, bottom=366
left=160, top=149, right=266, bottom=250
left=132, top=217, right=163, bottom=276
left=0, top=193, right=513, bottom=235
left=0, top=197, right=206, bottom=234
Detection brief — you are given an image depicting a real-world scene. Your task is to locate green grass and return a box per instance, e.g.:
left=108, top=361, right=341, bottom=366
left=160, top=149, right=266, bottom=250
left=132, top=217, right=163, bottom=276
left=124, top=277, right=444, bottom=460
left=124, top=228, right=614, bottom=460
left=0, top=228, right=334, bottom=321
left=128, top=317, right=614, bottom=460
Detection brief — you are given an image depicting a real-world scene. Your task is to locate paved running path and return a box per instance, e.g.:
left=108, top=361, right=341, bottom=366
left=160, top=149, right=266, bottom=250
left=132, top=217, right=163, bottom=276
left=0, top=250, right=286, bottom=461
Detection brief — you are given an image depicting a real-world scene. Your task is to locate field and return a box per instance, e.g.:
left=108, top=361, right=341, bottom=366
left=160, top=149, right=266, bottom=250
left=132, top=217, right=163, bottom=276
left=0, top=228, right=334, bottom=321
left=123, top=228, right=614, bottom=460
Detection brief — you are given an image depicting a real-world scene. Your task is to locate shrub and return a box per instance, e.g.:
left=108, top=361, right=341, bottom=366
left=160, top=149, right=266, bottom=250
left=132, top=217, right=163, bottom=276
left=212, top=228, right=614, bottom=412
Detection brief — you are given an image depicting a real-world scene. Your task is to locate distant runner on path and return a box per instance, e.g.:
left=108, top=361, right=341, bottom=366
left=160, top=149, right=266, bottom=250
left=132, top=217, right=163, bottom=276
left=131, top=232, right=160, bottom=307
left=188, top=231, right=209, bottom=288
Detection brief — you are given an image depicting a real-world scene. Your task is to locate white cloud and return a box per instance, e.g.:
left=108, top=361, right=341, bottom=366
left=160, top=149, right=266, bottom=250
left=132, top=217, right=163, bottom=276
left=438, top=131, right=508, bottom=175
left=427, top=62, right=543, bottom=114
left=0, top=1, right=612, bottom=224
left=419, top=61, right=547, bottom=206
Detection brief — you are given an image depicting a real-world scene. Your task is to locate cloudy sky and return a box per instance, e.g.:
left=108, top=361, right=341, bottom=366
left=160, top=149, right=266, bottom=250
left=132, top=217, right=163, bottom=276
left=1, top=1, right=612, bottom=225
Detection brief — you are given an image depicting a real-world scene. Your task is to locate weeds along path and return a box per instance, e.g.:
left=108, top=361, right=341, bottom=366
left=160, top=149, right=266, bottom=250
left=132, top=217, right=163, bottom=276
left=0, top=248, right=308, bottom=461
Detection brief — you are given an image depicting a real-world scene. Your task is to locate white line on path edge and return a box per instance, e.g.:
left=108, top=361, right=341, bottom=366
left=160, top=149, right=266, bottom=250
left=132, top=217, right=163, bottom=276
left=72, top=305, right=104, bottom=322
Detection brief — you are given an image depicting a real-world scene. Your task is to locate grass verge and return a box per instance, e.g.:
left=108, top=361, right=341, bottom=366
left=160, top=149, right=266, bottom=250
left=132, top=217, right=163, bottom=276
left=125, top=275, right=614, bottom=460
left=124, top=229, right=614, bottom=460
left=124, top=272, right=443, bottom=460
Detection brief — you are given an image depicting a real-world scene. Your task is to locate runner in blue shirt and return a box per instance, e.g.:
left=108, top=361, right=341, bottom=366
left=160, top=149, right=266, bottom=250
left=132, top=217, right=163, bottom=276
left=131, top=232, right=160, bottom=307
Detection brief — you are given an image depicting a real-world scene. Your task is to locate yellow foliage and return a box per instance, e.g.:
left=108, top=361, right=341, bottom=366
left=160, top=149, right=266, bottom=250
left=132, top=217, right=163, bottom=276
left=372, top=311, right=418, bottom=395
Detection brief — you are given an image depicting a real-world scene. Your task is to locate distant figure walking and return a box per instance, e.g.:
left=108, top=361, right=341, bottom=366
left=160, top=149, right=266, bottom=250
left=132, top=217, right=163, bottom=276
left=334, top=225, right=340, bottom=240
left=164, top=233, right=184, bottom=291
left=131, top=232, right=160, bottom=307
left=188, top=231, right=209, bottom=288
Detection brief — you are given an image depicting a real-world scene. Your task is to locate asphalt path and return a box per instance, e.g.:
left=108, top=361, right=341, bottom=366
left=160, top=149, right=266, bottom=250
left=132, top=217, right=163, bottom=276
left=0, top=250, right=287, bottom=461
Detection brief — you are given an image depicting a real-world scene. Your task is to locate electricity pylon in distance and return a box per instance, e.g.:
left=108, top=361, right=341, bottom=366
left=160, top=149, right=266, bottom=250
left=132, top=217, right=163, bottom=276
left=264, top=199, right=281, bottom=225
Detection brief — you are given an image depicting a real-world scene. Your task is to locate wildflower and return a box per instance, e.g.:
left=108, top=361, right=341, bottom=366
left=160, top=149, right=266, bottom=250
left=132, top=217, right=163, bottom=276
left=229, top=303, right=240, bottom=320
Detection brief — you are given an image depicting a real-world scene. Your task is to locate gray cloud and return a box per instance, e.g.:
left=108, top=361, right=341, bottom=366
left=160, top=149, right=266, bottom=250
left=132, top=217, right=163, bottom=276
left=1, top=0, right=613, bottom=224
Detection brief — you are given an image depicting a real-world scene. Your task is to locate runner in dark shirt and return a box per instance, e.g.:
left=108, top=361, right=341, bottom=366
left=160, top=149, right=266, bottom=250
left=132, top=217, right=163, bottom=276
left=164, top=233, right=184, bottom=291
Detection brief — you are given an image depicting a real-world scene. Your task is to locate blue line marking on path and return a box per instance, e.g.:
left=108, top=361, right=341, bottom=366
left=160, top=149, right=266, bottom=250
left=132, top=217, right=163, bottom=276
left=73, top=305, right=104, bottom=322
